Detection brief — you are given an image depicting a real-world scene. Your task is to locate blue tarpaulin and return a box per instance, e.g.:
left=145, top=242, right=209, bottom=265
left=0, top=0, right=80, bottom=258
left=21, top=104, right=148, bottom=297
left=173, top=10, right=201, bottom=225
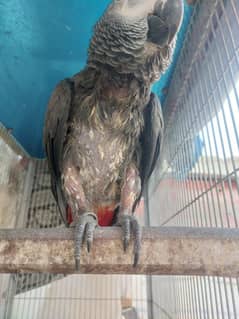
left=0, top=0, right=192, bottom=157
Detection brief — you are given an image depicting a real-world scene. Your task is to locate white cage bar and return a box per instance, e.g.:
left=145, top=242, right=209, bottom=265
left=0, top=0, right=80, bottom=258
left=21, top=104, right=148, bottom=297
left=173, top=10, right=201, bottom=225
left=148, top=0, right=239, bottom=318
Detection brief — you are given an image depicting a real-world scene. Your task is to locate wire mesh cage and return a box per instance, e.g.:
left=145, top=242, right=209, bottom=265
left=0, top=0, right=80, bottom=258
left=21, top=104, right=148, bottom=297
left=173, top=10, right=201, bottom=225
left=148, top=0, right=239, bottom=317
left=0, top=0, right=239, bottom=318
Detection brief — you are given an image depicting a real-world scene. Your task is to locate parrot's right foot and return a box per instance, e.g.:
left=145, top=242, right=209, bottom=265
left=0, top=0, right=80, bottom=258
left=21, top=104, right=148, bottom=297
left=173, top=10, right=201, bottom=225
left=74, top=212, right=98, bottom=270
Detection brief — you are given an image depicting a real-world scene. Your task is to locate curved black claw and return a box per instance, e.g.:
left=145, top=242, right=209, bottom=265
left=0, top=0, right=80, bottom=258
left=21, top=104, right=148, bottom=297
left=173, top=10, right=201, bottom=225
left=74, top=212, right=97, bottom=270
left=117, top=215, right=141, bottom=267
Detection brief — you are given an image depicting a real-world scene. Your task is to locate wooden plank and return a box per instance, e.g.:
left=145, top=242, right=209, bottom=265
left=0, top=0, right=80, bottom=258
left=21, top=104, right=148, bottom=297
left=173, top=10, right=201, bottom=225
left=0, top=227, right=238, bottom=277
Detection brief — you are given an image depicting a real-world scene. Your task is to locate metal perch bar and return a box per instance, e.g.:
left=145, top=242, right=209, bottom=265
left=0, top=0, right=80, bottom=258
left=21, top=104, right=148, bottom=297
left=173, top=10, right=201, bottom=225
left=0, top=227, right=238, bottom=277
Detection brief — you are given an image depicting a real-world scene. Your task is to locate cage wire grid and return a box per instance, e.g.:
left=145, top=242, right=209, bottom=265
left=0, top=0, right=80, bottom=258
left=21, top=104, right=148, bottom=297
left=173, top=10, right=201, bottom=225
left=148, top=0, right=239, bottom=318
left=0, top=0, right=239, bottom=318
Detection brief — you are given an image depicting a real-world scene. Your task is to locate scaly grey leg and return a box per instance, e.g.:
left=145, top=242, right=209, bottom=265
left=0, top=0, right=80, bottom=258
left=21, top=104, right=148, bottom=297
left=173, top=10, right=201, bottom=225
left=74, top=212, right=98, bottom=270
left=117, top=165, right=142, bottom=267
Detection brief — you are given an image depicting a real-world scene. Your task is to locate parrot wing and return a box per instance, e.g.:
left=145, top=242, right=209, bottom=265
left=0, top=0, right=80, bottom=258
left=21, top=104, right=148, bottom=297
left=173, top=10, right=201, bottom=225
left=43, top=79, right=74, bottom=224
left=139, top=92, right=164, bottom=194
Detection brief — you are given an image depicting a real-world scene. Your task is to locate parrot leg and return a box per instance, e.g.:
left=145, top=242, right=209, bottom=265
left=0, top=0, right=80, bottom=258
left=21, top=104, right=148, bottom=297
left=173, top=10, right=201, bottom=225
left=74, top=212, right=98, bottom=270
left=117, top=165, right=142, bottom=267
left=63, top=164, right=98, bottom=270
left=117, top=214, right=141, bottom=267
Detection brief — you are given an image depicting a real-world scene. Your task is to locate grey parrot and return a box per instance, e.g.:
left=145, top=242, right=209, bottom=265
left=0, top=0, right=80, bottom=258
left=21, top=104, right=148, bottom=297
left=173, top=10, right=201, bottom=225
left=44, top=0, right=183, bottom=269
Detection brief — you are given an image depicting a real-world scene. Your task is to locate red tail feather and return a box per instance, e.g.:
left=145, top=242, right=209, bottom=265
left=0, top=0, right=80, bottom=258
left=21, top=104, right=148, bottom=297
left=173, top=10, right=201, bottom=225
left=67, top=205, right=73, bottom=224
left=97, top=207, right=114, bottom=226
left=66, top=206, right=114, bottom=226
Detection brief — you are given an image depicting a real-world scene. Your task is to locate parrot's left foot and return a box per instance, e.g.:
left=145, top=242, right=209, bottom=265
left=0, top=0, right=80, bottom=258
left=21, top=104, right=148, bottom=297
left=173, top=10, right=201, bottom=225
left=117, top=215, right=141, bottom=267
left=74, top=212, right=98, bottom=270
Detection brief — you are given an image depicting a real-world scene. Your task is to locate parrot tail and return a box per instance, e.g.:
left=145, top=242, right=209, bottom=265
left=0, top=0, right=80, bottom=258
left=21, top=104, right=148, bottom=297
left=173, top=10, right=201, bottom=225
left=66, top=205, right=114, bottom=226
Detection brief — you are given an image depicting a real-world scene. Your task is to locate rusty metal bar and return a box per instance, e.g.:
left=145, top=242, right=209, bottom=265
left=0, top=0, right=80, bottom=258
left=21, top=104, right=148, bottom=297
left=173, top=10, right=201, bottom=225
left=0, top=227, right=238, bottom=276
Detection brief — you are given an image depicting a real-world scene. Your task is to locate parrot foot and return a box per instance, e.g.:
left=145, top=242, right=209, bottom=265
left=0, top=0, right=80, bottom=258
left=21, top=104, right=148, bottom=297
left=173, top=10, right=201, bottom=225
left=74, top=212, right=98, bottom=270
left=117, top=215, right=141, bottom=267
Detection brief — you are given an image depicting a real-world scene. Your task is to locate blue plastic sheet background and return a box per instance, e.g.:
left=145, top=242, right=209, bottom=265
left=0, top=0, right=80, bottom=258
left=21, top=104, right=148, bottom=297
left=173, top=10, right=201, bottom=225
left=0, top=0, right=192, bottom=157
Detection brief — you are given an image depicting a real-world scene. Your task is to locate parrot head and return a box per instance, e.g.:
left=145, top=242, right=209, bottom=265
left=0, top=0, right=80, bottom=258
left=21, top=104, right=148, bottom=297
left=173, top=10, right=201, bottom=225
left=108, top=0, right=157, bottom=19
